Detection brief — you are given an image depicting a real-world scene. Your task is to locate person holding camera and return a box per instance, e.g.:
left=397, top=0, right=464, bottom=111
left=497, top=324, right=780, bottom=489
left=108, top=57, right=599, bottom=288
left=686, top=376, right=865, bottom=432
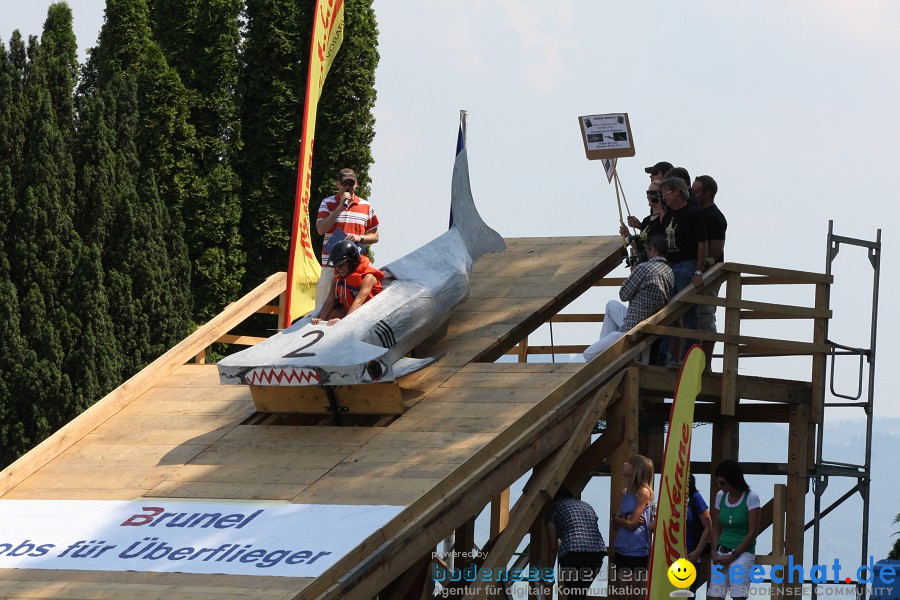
left=620, top=180, right=666, bottom=254
left=315, top=168, right=380, bottom=308
left=584, top=235, right=674, bottom=361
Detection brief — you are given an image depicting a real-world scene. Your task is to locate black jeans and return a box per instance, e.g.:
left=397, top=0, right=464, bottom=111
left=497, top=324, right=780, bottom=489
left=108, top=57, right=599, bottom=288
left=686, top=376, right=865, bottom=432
left=559, top=551, right=606, bottom=600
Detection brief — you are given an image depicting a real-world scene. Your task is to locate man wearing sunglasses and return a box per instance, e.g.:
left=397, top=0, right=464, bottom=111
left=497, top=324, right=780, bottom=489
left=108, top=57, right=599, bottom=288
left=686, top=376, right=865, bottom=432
left=315, top=168, right=380, bottom=308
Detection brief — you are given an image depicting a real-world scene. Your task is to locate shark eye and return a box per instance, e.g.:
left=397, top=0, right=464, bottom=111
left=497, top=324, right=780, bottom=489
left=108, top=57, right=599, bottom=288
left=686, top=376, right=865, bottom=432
left=366, top=360, right=385, bottom=381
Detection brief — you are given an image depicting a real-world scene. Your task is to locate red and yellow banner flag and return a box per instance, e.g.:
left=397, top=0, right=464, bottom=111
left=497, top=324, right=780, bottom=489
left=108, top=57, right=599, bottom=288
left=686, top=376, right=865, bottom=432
left=647, top=345, right=705, bottom=600
left=284, top=0, right=345, bottom=327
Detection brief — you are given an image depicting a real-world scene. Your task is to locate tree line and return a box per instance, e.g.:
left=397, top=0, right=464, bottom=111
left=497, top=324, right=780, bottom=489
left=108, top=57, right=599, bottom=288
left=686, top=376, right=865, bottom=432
left=0, top=0, right=378, bottom=468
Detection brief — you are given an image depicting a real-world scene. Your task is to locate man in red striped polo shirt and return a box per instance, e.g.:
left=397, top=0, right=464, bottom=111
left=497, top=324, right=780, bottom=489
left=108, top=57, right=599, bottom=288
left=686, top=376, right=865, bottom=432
left=315, top=168, right=380, bottom=308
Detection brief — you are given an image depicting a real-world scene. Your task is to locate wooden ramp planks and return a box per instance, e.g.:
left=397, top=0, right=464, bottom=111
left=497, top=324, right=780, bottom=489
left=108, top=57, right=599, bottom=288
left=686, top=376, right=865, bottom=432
left=0, top=237, right=627, bottom=598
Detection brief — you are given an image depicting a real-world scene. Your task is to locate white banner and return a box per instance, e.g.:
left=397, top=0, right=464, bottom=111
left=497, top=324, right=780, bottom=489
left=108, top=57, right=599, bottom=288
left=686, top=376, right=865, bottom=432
left=0, top=500, right=404, bottom=577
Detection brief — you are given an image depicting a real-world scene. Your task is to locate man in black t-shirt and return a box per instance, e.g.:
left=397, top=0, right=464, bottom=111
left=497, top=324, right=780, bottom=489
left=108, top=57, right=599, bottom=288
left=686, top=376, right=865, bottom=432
left=659, top=177, right=707, bottom=363
left=693, top=175, right=727, bottom=369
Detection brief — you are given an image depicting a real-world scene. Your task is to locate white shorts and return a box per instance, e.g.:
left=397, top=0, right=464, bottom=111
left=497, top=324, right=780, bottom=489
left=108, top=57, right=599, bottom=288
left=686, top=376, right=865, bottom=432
left=708, top=549, right=755, bottom=598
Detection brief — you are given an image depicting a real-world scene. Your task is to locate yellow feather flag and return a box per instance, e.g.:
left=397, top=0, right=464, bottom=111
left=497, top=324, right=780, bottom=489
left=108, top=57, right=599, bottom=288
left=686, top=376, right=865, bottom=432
left=284, top=0, right=345, bottom=327
left=647, top=345, right=705, bottom=600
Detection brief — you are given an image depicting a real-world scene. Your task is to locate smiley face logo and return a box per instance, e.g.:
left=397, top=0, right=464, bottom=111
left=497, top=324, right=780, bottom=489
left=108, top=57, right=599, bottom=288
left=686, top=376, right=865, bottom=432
left=667, top=558, right=696, bottom=588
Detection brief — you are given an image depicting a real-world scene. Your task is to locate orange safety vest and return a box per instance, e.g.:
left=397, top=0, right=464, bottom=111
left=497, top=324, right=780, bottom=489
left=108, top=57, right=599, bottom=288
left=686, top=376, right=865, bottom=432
left=333, top=255, right=384, bottom=312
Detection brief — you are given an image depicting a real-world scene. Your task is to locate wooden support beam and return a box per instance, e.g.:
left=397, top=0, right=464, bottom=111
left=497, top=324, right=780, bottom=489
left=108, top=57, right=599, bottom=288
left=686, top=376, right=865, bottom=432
left=277, top=289, right=288, bottom=331
left=678, top=295, right=832, bottom=319
left=640, top=392, right=665, bottom=467
left=490, top=489, right=510, bottom=538
left=722, top=263, right=833, bottom=284
left=721, top=271, right=742, bottom=416
left=454, top=518, right=476, bottom=569
left=529, top=516, right=553, bottom=598
left=710, top=415, right=739, bottom=497
left=607, top=367, right=640, bottom=559
left=461, top=380, right=618, bottom=600
left=506, top=344, right=587, bottom=356
left=811, top=282, right=829, bottom=424
left=563, top=415, right=624, bottom=492
left=550, top=313, right=604, bottom=323
left=594, top=277, right=627, bottom=287
left=636, top=366, right=812, bottom=405
left=378, top=555, right=433, bottom=600
left=518, top=335, right=528, bottom=363
left=217, top=333, right=268, bottom=346
left=785, top=405, right=810, bottom=597
left=641, top=325, right=831, bottom=356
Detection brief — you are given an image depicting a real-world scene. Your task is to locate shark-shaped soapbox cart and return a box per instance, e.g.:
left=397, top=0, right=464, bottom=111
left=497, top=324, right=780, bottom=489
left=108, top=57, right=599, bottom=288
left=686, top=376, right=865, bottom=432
left=217, top=149, right=506, bottom=387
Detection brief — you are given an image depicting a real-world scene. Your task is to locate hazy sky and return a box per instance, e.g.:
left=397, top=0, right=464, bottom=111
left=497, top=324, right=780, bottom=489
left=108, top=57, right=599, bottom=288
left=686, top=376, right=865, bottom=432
left=3, top=1, right=896, bottom=420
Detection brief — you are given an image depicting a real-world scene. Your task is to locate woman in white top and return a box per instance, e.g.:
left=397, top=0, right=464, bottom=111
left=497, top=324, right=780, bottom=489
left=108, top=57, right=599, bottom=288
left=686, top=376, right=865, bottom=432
left=709, top=460, right=761, bottom=600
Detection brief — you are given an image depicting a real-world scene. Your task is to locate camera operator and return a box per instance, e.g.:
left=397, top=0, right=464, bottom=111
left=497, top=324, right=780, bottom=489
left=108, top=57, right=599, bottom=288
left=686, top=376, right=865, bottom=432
left=620, top=181, right=665, bottom=267
left=584, top=235, right=674, bottom=362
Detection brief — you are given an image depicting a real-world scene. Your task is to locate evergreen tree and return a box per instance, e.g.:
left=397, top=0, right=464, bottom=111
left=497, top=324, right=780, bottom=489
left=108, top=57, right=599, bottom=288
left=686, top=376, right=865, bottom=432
left=76, top=0, right=192, bottom=365
left=236, top=0, right=310, bottom=289
left=11, top=27, right=80, bottom=432
left=152, top=0, right=245, bottom=321
left=0, top=36, right=39, bottom=465
left=75, top=74, right=155, bottom=375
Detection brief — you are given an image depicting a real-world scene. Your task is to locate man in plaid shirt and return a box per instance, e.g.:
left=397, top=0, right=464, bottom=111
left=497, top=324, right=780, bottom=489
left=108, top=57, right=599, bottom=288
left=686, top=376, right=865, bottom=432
left=546, top=487, right=607, bottom=600
left=584, top=235, right=674, bottom=361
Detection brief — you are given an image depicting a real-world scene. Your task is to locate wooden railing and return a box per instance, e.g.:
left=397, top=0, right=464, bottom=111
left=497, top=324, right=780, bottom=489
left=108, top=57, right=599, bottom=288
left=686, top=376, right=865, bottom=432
left=190, top=272, right=288, bottom=363
left=504, top=262, right=831, bottom=422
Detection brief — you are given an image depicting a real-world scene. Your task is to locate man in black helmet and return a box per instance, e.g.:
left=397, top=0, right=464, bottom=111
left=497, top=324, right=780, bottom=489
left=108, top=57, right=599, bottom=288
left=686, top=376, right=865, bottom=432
left=311, top=240, right=385, bottom=326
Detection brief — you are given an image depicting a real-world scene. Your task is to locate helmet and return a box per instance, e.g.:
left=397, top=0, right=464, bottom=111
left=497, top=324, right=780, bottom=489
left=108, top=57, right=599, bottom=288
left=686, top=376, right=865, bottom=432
left=329, top=239, right=361, bottom=271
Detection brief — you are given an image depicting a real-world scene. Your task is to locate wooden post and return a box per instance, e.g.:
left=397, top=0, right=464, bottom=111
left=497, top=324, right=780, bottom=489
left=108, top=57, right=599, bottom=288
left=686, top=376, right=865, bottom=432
left=518, top=335, right=529, bottom=363
left=608, top=368, right=640, bottom=557
left=770, top=483, right=787, bottom=598
left=490, top=488, right=510, bottom=538
left=785, top=404, right=809, bottom=598
left=810, top=282, right=828, bottom=424
left=720, top=271, right=742, bottom=416
left=277, top=288, right=288, bottom=331
left=454, top=517, right=476, bottom=569
left=639, top=394, right=665, bottom=468
left=710, top=416, right=739, bottom=479
left=191, top=349, right=206, bottom=364
left=529, top=515, right=553, bottom=599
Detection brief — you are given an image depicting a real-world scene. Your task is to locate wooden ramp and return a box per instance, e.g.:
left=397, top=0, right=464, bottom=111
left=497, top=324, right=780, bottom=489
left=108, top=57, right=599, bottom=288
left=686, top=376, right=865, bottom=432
left=0, top=236, right=636, bottom=599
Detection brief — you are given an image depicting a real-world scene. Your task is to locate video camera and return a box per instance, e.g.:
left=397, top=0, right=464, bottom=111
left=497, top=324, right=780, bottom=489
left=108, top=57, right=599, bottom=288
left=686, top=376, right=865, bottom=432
left=623, top=233, right=647, bottom=268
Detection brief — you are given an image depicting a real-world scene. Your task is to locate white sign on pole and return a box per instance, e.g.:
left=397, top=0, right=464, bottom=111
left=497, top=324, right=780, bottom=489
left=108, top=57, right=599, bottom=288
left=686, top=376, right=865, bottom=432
left=602, top=158, right=617, bottom=183
left=578, top=112, right=636, bottom=160
left=0, top=500, right=404, bottom=577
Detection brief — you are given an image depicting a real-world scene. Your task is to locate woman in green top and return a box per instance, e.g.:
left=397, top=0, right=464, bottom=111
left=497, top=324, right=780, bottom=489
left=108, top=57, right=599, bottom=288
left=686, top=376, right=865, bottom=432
left=709, top=460, right=760, bottom=600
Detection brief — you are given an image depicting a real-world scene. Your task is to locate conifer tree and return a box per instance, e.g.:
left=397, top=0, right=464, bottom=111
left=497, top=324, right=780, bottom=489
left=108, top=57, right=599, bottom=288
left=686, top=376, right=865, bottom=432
left=152, top=0, right=245, bottom=321
left=237, top=0, right=310, bottom=289
left=77, top=0, right=193, bottom=363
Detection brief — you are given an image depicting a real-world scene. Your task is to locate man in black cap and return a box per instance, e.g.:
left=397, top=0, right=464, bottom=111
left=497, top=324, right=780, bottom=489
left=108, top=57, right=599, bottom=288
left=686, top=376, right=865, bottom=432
left=644, top=161, right=674, bottom=182
left=314, top=168, right=380, bottom=308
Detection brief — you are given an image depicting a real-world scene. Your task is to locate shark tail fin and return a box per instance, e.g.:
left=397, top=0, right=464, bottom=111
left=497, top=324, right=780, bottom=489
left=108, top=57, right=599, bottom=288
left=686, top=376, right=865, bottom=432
left=450, top=148, right=506, bottom=262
